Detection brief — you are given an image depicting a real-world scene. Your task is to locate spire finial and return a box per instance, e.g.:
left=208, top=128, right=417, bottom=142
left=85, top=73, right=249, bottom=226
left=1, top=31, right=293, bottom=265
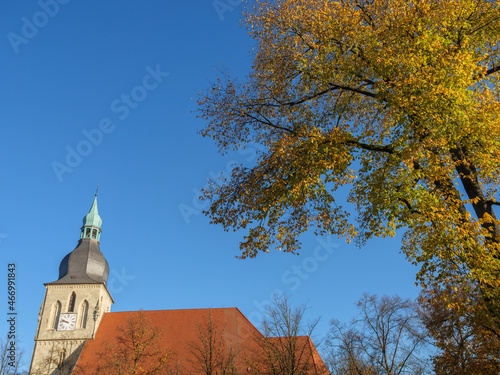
left=80, top=193, right=102, bottom=242
left=95, top=184, right=99, bottom=197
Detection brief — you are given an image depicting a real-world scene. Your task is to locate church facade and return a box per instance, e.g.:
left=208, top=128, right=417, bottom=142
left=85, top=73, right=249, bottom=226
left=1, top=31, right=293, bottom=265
left=29, top=196, right=328, bottom=374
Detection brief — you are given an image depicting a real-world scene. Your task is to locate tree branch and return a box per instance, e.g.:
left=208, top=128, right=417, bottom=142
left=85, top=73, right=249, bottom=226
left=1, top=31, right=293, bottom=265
left=242, top=111, right=295, bottom=134
left=345, top=139, right=394, bottom=153
left=398, top=197, right=422, bottom=215
left=486, top=65, right=500, bottom=76
left=328, top=83, right=378, bottom=99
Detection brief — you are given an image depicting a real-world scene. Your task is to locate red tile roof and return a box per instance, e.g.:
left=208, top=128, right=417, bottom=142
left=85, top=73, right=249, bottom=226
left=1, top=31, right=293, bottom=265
left=75, top=308, right=328, bottom=374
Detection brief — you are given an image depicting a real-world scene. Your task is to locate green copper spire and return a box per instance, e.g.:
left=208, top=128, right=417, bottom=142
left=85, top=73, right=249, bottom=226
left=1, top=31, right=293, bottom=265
left=80, top=193, right=102, bottom=242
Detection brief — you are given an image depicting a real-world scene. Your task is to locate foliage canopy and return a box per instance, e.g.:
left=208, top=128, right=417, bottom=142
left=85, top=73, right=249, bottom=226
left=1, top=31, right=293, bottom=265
left=198, top=0, right=500, bottom=324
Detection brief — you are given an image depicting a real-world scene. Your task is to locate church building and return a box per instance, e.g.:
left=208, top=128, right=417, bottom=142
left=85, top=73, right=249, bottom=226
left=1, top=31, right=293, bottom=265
left=29, top=196, right=328, bottom=374
left=29, top=195, right=113, bottom=374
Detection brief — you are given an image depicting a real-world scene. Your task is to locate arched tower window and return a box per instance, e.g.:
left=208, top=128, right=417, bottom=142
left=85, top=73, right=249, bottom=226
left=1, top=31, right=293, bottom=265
left=80, top=300, right=89, bottom=329
left=68, top=292, right=76, bottom=312
left=51, top=301, right=61, bottom=329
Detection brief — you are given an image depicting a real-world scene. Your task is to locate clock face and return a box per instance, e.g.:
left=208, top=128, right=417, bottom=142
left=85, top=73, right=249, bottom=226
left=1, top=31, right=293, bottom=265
left=58, top=313, right=77, bottom=331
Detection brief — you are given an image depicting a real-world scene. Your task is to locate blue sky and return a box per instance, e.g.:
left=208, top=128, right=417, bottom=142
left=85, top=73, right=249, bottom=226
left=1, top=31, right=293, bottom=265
left=0, top=0, right=420, bottom=369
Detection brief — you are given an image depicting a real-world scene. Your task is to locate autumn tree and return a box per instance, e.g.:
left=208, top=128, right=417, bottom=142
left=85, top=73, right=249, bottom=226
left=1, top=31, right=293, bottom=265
left=197, top=0, right=500, bottom=329
left=187, top=309, right=237, bottom=375
left=76, top=310, right=175, bottom=375
left=247, top=294, right=327, bottom=375
left=418, top=286, right=500, bottom=374
left=325, top=294, right=430, bottom=375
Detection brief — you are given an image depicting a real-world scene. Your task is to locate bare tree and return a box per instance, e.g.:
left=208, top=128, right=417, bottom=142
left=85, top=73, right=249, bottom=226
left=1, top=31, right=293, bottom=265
left=0, top=336, right=25, bottom=375
left=326, top=294, right=430, bottom=375
left=326, top=320, right=380, bottom=375
left=187, top=309, right=237, bottom=375
left=75, top=310, right=176, bottom=375
left=248, top=294, right=328, bottom=375
left=31, top=340, right=80, bottom=375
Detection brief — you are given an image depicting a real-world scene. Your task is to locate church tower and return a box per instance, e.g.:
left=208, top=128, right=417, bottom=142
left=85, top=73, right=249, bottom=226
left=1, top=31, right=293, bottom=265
left=29, top=195, right=113, bottom=375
